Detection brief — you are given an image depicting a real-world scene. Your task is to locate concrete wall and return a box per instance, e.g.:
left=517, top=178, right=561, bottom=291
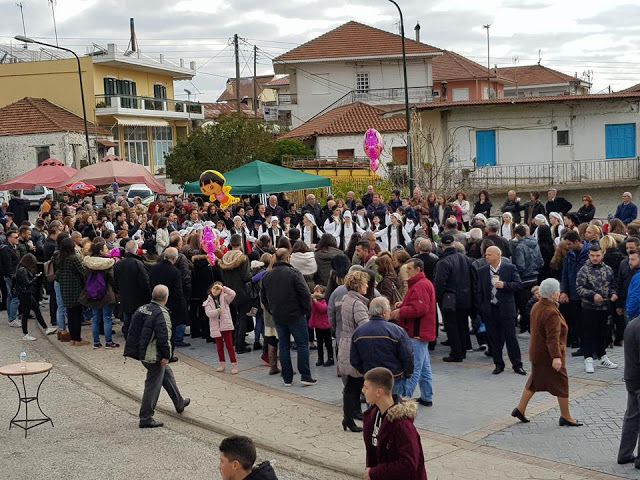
left=433, top=79, right=504, bottom=102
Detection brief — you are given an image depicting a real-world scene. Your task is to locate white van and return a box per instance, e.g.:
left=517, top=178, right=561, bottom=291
left=126, top=184, right=154, bottom=206
left=21, top=186, right=53, bottom=209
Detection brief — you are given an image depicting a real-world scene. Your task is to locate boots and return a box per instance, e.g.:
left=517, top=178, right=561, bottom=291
left=315, top=350, right=324, bottom=367
left=268, top=344, right=280, bottom=375
left=260, top=342, right=269, bottom=366
left=342, top=394, right=363, bottom=432
left=57, top=329, right=71, bottom=342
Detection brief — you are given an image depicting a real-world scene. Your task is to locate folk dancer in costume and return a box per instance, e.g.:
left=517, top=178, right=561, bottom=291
left=374, top=212, right=412, bottom=251
left=339, top=210, right=366, bottom=251
left=323, top=206, right=343, bottom=242
left=267, top=217, right=284, bottom=246
left=302, top=213, right=323, bottom=249
left=354, top=205, right=370, bottom=232
left=229, top=215, right=254, bottom=253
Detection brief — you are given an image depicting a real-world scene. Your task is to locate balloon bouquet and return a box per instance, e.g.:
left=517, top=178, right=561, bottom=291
left=363, top=128, right=383, bottom=172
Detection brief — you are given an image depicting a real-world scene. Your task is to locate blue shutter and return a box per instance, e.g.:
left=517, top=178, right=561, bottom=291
left=605, top=123, right=636, bottom=159
left=476, top=130, right=496, bottom=166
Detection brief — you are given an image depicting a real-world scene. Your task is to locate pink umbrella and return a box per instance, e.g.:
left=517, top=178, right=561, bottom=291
left=0, top=158, right=78, bottom=190
left=60, top=154, right=165, bottom=192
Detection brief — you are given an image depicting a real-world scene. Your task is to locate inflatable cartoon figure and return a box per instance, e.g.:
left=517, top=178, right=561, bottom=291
left=199, top=170, right=239, bottom=209
left=363, top=128, right=383, bottom=172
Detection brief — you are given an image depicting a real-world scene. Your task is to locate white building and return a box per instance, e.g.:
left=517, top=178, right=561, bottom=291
left=496, top=64, right=591, bottom=98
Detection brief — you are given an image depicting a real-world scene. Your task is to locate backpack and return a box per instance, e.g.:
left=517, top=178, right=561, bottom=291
left=44, top=259, right=55, bottom=282
left=85, top=271, right=107, bottom=300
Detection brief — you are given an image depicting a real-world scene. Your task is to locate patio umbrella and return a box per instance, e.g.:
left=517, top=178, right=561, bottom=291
left=60, top=154, right=165, bottom=192
left=0, top=158, right=78, bottom=190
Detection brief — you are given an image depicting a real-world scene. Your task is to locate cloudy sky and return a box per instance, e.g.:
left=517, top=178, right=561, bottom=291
left=1, top=0, right=639, bottom=101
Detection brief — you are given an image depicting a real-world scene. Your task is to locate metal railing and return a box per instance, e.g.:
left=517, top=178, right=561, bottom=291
left=451, top=157, right=640, bottom=190
left=278, top=94, right=297, bottom=106
left=95, top=94, right=203, bottom=115
left=282, top=155, right=372, bottom=169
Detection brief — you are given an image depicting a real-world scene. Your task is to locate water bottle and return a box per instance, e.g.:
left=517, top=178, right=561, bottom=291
left=20, top=348, right=27, bottom=369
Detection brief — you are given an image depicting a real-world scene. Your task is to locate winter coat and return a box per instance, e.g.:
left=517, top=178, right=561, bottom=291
left=309, top=297, right=329, bottom=329
left=576, top=261, right=616, bottom=311
left=500, top=199, right=521, bottom=224
left=244, top=461, right=278, bottom=480
left=174, top=253, right=193, bottom=300
left=15, top=266, right=39, bottom=296
left=351, top=316, right=414, bottom=378
left=603, top=247, right=625, bottom=278
left=0, top=243, right=20, bottom=277
left=434, top=248, right=475, bottom=310
left=477, top=262, right=522, bottom=322
left=618, top=258, right=639, bottom=307
left=546, top=197, right=572, bottom=217
left=55, top=253, right=85, bottom=308
left=113, top=252, right=151, bottom=313
left=219, top=250, right=252, bottom=312
left=314, top=246, right=342, bottom=287
left=43, top=237, right=57, bottom=263
left=79, top=255, right=116, bottom=308
left=203, top=287, right=236, bottom=337
left=627, top=274, right=640, bottom=320
left=191, top=254, right=220, bottom=301
left=528, top=298, right=566, bottom=366
left=31, top=228, right=45, bottom=262
left=149, top=260, right=187, bottom=326
left=378, top=275, right=403, bottom=304
left=124, top=301, right=172, bottom=363
left=328, top=284, right=347, bottom=341
left=615, top=202, right=638, bottom=225
left=8, top=197, right=29, bottom=225
left=398, top=272, right=437, bottom=342
left=513, top=235, right=544, bottom=282
left=560, top=245, right=589, bottom=300
left=473, top=200, right=492, bottom=218
left=290, top=251, right=317, bottom=293
left=261, top=262, right=311, bottom=324
left=576, top=205, right=595, bottom=224
left=362, top=397, right=427, bottom=480
left=522, top=200, right=546, bottom=226
left=337, top=290, right=369, bottom=377
left=156, top=228, right=169, bottom=253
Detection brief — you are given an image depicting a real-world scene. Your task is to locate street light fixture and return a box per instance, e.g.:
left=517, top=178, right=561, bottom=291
left=387, top=0, right=414, bottom=194
left=15, top=35, right=92, bottom=167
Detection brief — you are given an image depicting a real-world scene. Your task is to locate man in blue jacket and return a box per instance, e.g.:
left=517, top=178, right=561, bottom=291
left=351, top=297, right=414, bottom=396
left=615, top=192, right=638, bottom=225
left=560, top=230, right=590, bottom=354
left=627, top=268, right=640, bottom=320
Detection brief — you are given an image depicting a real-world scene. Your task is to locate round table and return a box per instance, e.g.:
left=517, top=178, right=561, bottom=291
left=0, top=362, right=54, bottom=437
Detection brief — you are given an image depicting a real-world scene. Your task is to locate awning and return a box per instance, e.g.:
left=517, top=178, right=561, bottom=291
left=114, top=116, right=169, bottom=127
left=96, top=139, right=118, bottom=147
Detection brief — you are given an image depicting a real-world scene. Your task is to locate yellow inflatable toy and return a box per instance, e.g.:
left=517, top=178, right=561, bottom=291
left=199, top=170, right=239, bottom=209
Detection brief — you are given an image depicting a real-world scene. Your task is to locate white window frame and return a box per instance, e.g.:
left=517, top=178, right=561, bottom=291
left=356, top=72, right=370, bottom=93
left=452, top=87, right=469, bottom=101
left=152, top=126, right=173, bottom=172
left=123, top=126, right=149, bottom=167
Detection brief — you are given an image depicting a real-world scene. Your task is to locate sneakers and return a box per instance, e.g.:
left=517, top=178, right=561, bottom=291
left=23, top=334, right=36, bottom=341
left=45, top=327, right=57, bottom=335
left=584, top=357, right=595, bottom=374
left=93, top=343, right=103, bottom=349
left=283, top=381, right=292, bottom=387
left=9, top=319, right=21, bottom=328
left=105, top=342, right=120, bottom=349
left=300, top=378, right=317, bottom=386
left=600, top=355, right=618, bottom=369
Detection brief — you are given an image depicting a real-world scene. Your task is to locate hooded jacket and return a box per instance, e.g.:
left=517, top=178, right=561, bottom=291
left=79, top=255, right=116, bottom=308
left=398, top=272, right=437, bottom=342
left=314, top=246, right=342, bottom=286
left=219, top=249, right=252, bottom=308
left=513, top=235, right=544, bottom=282
left=362, top=396, right=427, bottom=480
left=560, top=244, right=589, bottom=300
left=203, top=287, right=236, bottom=337
left=290, top=251, right=317, bottom=293
left=244, top=461, right=278, bottom=480
left=337, top=290, right=369, bottom=377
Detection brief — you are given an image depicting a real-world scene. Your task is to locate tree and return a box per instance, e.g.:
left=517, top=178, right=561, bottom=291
left=165, top=115, right=276, bottom=185
left=269, top=139, right=315, bottom=165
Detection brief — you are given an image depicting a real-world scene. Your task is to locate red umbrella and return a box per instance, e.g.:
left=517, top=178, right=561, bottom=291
left=0, top=158, right=78, bottom=190
left=60, top=154, right=166, bottom=192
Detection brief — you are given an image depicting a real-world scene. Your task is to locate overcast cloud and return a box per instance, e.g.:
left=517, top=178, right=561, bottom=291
left=1, top=0, right=638, bottom=100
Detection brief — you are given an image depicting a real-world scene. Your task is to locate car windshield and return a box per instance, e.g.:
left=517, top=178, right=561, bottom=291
left=23, top=186, right=45, bottom=195
left=128, top=190, right=152, bottom=198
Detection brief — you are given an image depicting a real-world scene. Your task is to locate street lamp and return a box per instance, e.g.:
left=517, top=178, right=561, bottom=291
left=387, top=0, right=414, bottom=194
left=184, top=88, right=192, bottom=135
left=15, top=35, right=92, bottom=167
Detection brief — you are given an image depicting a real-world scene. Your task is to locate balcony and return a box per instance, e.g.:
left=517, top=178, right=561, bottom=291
left=282, top=155, right=371, bottom=169
left=95, top=95, right=204, bottom=120
left=277, top=94, right=297, bottom=107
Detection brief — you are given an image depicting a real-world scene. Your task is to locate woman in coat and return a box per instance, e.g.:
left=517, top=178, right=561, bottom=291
left=290, top=240, right=318, bottom=293
left=512, top=278, right=582, bottom=426
left=473, top=190, right=492, bottom=219
left=375, top=254, right=402, bottom=305
left=55, top=236, right=89, bottom=345
left=15, top=253, right=57, bottom=340
left=314, top=233, right=343, bottom=287
left=155, top=216, right=170, bottom=254
left=337, top=270, right=370, bottom=433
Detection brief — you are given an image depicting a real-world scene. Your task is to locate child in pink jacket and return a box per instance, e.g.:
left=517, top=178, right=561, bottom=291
left=308, top=285, right=334, bottom=367
left=203, top=282, right=238, bottom=374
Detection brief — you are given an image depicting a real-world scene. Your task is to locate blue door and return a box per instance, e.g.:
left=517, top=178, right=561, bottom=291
left=476, top=130, right=496, bottom=166
left=605, top=123, right=636, bottom=159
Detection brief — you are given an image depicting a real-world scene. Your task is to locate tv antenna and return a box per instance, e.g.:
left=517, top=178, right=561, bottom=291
left=48, top=0, right=59, bottom=46
left=16, top=3, right=27, bottom=48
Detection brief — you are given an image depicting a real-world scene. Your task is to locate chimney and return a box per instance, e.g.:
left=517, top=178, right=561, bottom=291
left=130, top=18, right=136, bottom=52
left=180, top=58, right=184, bottom=68
left=107, top=43, right=116, bottom=56
left=190, top=61, right=196, bottom=70
left=414, top=21, right=421, bottom=43
left=159, top=54, right=164, bottom=64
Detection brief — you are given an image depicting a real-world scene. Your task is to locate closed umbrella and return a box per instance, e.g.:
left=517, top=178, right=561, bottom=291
left=0, top=158, right=78, bottom=190
left=60, top=154, right=165, bottom=192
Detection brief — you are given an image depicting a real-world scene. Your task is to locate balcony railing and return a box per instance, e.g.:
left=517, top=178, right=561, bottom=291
left=95, top=94, right=204, bottom=119
left=282, top=155, right=371, bottom=169
left=278, top=94, right=297, bottom=106
left=451, top=158, right=640, bottom=190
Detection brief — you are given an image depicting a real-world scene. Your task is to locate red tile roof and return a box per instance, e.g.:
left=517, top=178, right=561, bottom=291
left=202, top=102, right=262, bottom=119
left=0, top=97, right=110, bottom=137
left=415, top=92, right=640, bottom=110
left=620, top=83, right=640, bottom=93
left=274, top=21, right=440, bottom=63
left=496, top=65, right=584, bottom=87
left=265, top=76, right=290, bottom=87
left=280, top=102, right=405, bottom=140
left=217, top=75, right=275, bottom=102
left=433, top=51, right=513, bottom=84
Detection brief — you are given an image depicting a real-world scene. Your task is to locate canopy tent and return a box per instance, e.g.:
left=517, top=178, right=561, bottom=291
left=0, top=158, right=77, bottom=190
left=59, top=154, right=165, bottom=193
left=183, top=160, right=330, bottom=195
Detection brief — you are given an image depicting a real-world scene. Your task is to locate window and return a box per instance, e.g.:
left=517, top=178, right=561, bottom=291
left=452, top=88, right=469, bottom=101
left=154, top=84, right=167, bottom=99
left=310, top=73, right=330, bottom=95
left=123, top=126, right=149, bottom=166
left=147, top=84, right=167, bottom=111
left=557, top=130, right=569, bottom=146
left=35, top=146, right=50, bottom=166
left=483, top=87, right=496, bottom=99
left=432, top=90, right=440, bottom=98
left=152, top=126, right=173, bottom=173
left=337, top=149, right=355, bottom=159
left=356, top=72, right=369, bottom=93
left=392, top=146, right=407, bottom=165
left=476, top=130, right=496, bottom=166
left=605, top=123, right=636, bottom=159
left=117, top=79, right=138, bottom=108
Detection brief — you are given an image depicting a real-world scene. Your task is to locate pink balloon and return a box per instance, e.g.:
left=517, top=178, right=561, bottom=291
left=201, top=226, right=218, bottom=265
left=363, top=128, right=383, bottom=172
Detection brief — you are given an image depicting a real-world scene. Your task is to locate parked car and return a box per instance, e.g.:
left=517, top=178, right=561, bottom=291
left=126, top=184, right=154, bottom=206
left=21, top=186, right=53, bottom=210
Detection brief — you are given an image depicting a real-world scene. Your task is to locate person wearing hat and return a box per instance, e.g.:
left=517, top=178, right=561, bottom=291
left=374, top=213, right=412, bottom=252
left=533, top=214, right=549, bottom=239
left=229, top=215, right=254, bottom=253
left=267, top=217, right=284, bottom=247
left=338, top=210, right=365, bottom=251
left=250, top=218, right=264, bottom=240
left=323, top=205, right=344, bottom=241
left=282, top=213, right=294, bottom=237
left=302, top=213, right=323, bottom=249
left=549, top=212, right=565, bottom=243
left=354, top=205, right=370, bottom=232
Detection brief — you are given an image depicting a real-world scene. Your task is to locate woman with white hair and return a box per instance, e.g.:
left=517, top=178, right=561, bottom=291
left=511, top=278, right=582, bottom=427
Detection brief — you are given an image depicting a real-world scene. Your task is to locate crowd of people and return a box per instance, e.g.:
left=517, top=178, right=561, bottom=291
left=1, top=184, right=640, bottom=477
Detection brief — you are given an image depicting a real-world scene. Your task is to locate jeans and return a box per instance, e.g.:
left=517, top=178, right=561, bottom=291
left=254, top=312, right=264, bottom=343
left=139, top=362, right=185, bottom=422
left=122, top=311, right=133, bottom=340
left=403, top=339, right=433, bottom=402
left=175, top=324, right=186, bottom=343
left=275, top=317, right=312, bottom=383
left=91, top=304, right=114, bottom=344
left=393, top=377, right=407, bottom=396
left=618, top=388, right=640, bottom=464
left=4, top=277, right=19, bottom=322
left=54, top=281, right=67, bottom=330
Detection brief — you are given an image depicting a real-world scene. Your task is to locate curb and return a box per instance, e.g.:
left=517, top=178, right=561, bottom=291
left=45, top=334, right=361, bottom=478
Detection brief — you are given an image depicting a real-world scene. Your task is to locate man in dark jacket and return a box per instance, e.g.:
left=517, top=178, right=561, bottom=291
left=218, top=435, right=279, bottom=480
left=546, top=188, right=572, bottom=217
left=366, top=194, right=388, bottom=227
left=485, top=219, right=511, bottom=258
left=114, top=240, right=152, bottom=339
left=513, top=224, right=544, bottom=331
left=477, top=246, right=526, bottom=375
left=301, top=194, right=323, bottom=227
left=149, top=248, right=187, bottom=356
left=390, top=258, right=436, bottom=406
left=351, top=297, right=414, bottom=395
left=500, top=190, right=521, bottom=224
left=261, top=248, right=316, bottom=387
left=618, top=314, right=640, bottom=468
left=1, top=230, right=21, bottom=324
left=8, top=191, right=29, bottom=226
left=266, top=195, right=284, bottom=222
left=434, top=234, right=476, bottom=363
left=124, top=285, right=189, bottom=428
left=615, top=192, right=638, bottom=225
left=560, top=230, right=589, bottom=352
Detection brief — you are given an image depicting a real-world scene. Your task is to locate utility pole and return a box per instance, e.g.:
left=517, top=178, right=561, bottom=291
left=253, top=44, right=257, bottom=113
left=234, top=34, right=241, bottom=113
left=48, top=0, right=58, bottom=47
left=16, top=3, right=27, bottom=49
left=483, top=24, right=491, bottom=99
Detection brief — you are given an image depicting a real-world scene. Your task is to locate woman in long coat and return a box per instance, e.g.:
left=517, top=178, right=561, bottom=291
left=511, top=278, right=582, bottom=426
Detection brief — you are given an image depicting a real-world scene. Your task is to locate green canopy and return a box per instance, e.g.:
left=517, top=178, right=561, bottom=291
left=183, top=160, right=331, bottom=195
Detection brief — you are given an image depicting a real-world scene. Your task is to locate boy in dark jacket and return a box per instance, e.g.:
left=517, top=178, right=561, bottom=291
left=218, top=435, right=278, bottom=480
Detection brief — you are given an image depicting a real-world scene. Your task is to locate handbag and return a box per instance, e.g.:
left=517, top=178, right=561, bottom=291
left=44, top=260, right=55, bottom=282
left=441, top=291, right=456, bottom=313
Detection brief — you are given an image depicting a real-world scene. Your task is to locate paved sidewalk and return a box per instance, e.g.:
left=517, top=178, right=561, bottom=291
left=27, top=316, right=630, bottom=480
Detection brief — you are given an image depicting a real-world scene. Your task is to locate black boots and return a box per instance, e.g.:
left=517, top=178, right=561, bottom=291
left=342, top=394, right=363, bottom=432
left=268, top=344, right=280, bottom=375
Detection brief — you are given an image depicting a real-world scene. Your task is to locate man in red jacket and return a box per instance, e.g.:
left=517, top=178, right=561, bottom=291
left=362, top=367, right=427, bottom=480
left=390, top=258, right=436, bottom=406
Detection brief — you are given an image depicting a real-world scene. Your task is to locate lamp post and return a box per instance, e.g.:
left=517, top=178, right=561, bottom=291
left=15, top=35, right=92, bottom=167
left=387, top=0, right=414, bottom=194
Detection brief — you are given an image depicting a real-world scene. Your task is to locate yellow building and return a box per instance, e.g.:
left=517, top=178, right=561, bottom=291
left=0, top=44, right=203, bottom=174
